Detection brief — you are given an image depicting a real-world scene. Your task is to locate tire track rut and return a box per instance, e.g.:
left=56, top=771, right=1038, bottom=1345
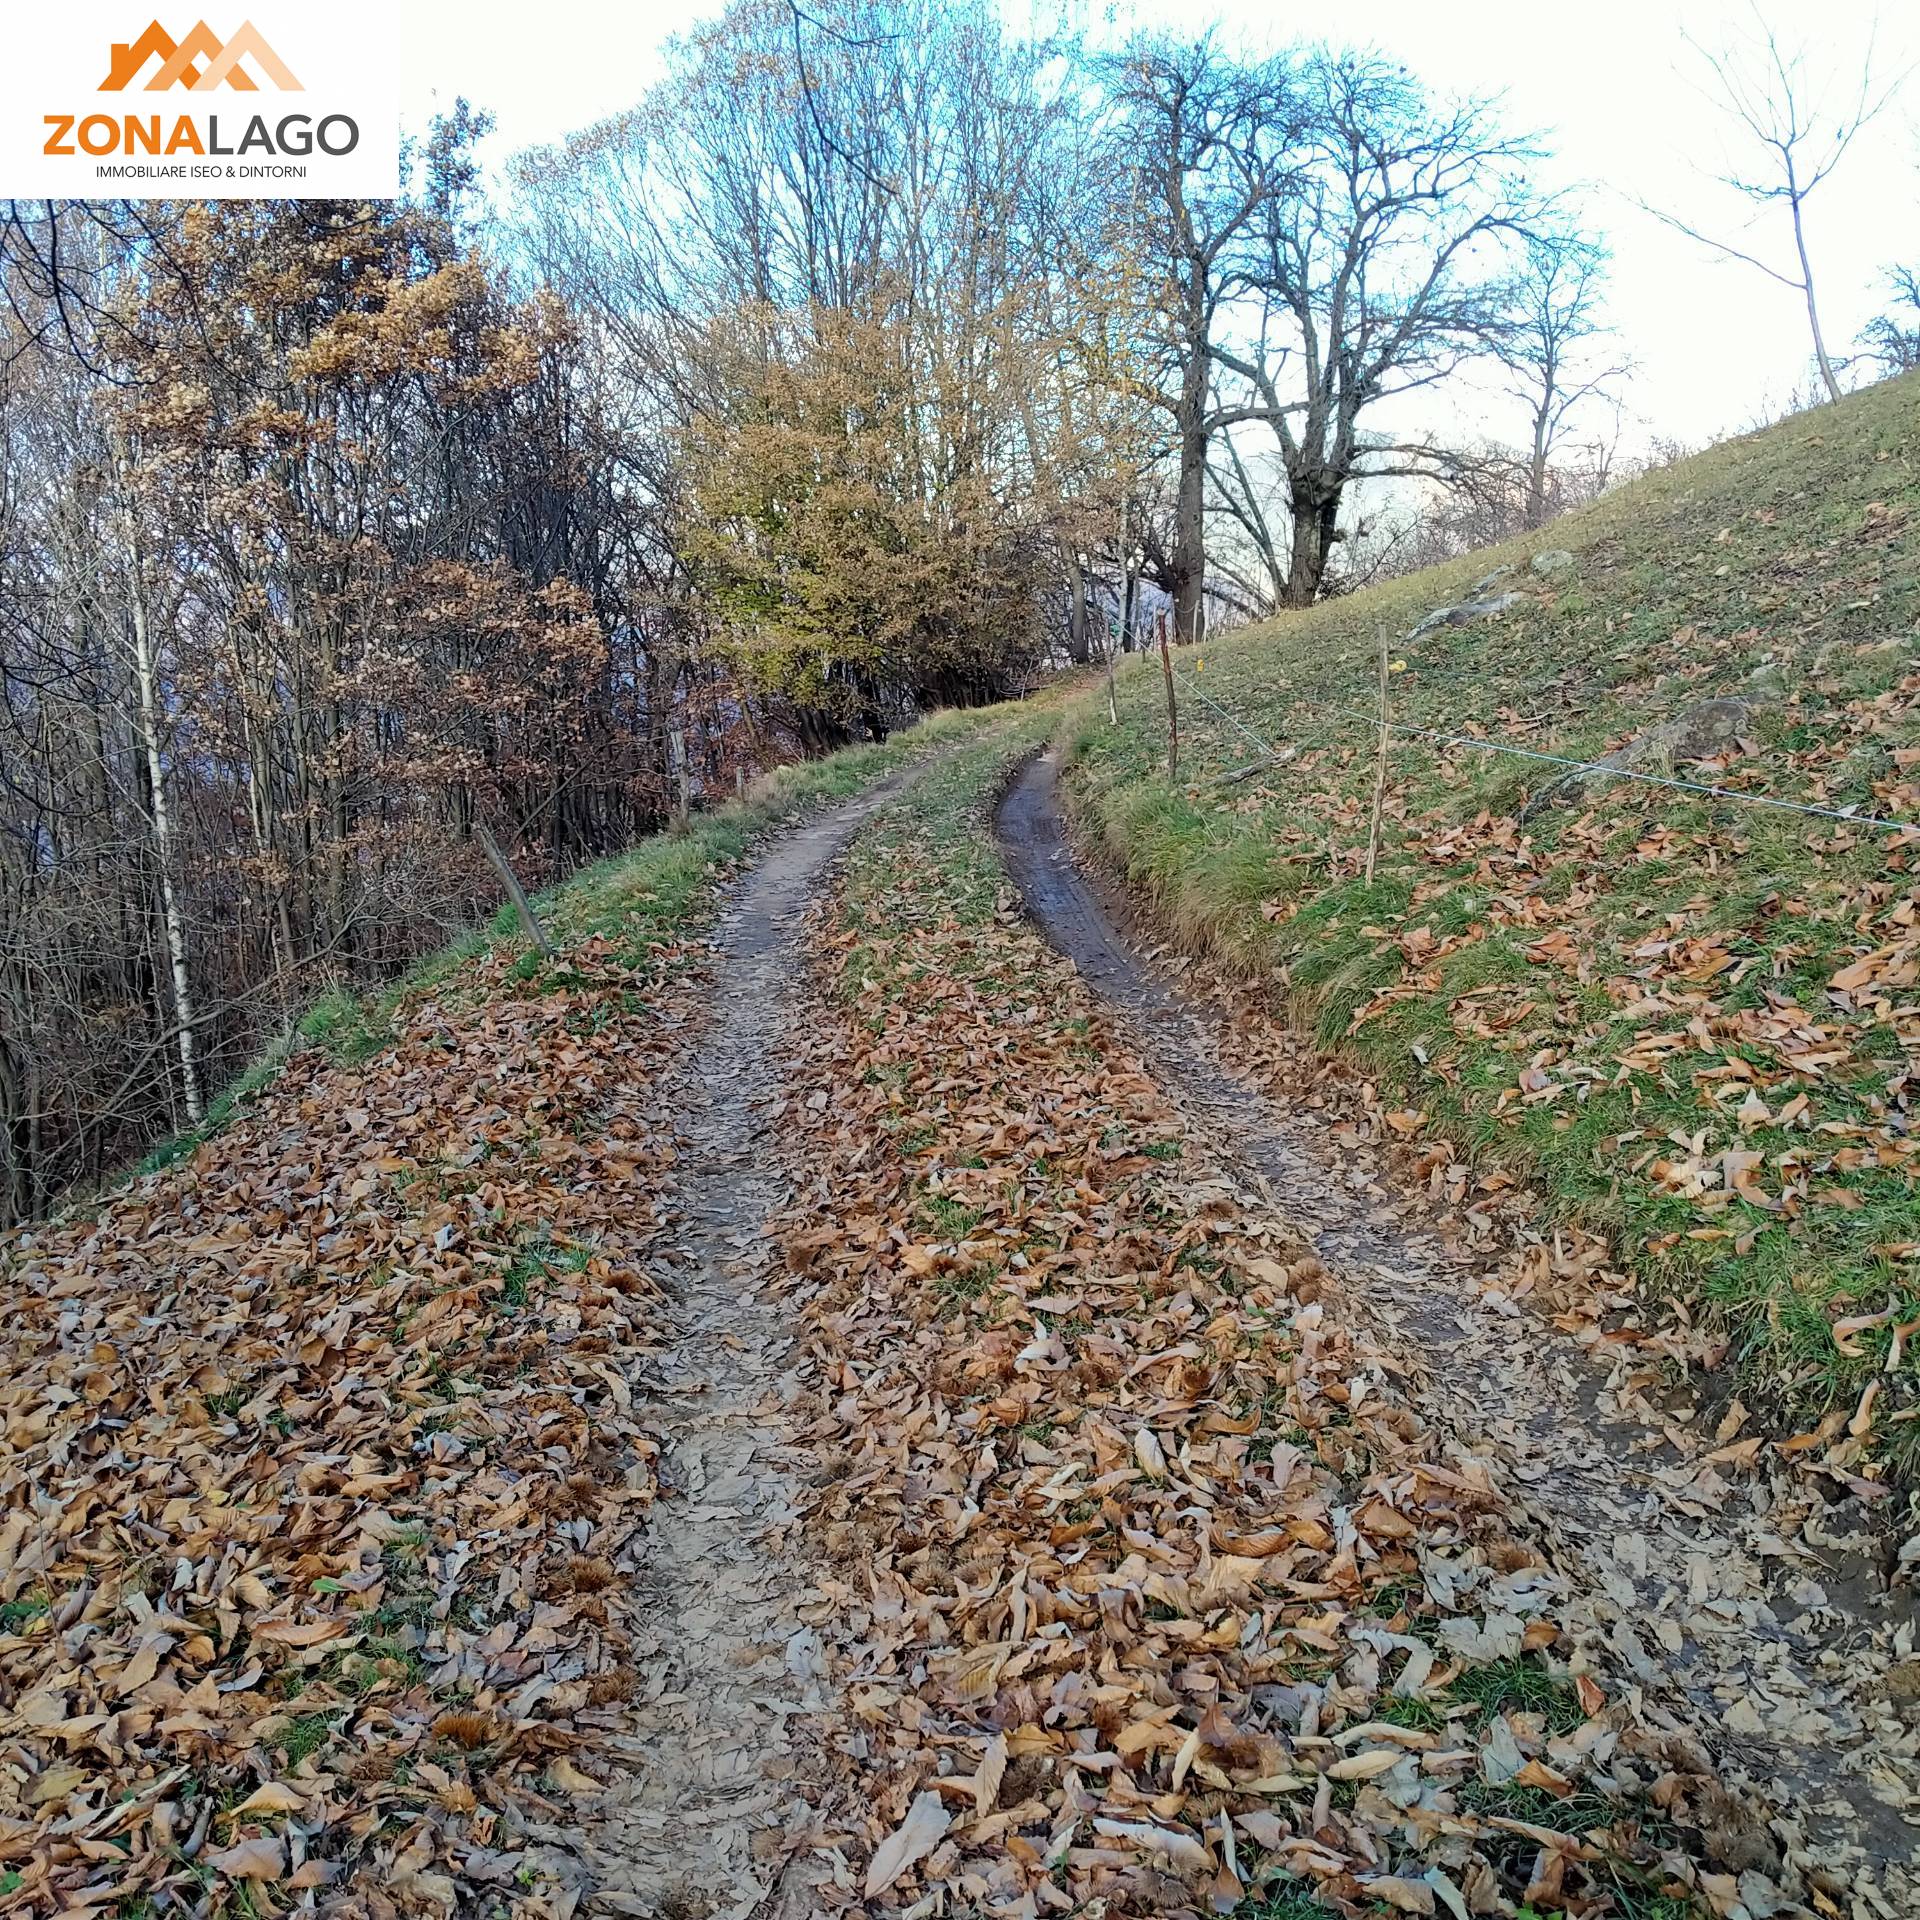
left=539, top=772, right=917, bottom=1920
left=996, top=743, right=1919, bottom=1914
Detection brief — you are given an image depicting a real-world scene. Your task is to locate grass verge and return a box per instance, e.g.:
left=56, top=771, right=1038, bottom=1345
left=1063, top=372, right=1920, bottom=1453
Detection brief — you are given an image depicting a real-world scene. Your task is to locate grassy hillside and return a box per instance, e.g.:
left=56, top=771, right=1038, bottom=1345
left=1065, top=372, right=1920, bottom=1449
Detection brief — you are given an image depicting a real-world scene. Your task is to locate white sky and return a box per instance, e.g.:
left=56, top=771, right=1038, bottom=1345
left=388, top=0, right=1920, bottom=454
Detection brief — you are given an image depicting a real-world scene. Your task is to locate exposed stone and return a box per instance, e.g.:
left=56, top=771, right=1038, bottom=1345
left=1530, top=548, right=1575, bottom=576
left=1652, top=694, right=1765, bottom=764
left=1468, top=563, right=1517, bottom=594
left=1884, top=1659, right=1920, bottom=1702
left=1522, top=694, right=1769, bottom=817
left=1405, top=591, right=1529, bottom=641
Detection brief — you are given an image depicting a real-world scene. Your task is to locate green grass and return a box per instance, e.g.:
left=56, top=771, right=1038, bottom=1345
left=498, top=1235, right=591, bottom=1311
left=1233, top=1883, right=1331, bottom=1919
left=1064, top=369, right=1920, bottom=1438
left=918, top=1189, right=984, bottom=1240
left=374, top=1525, right=437, bottom=1635
left=1454, top=1776, right=1695, bottom=1920
left=136, top=1030, right=298, bottom=1174
left=340, top=1637, right=427, bottom=1693
left=1373, top=1690, right=1447, bottom=1733
left=276, top=1711, right=338, bottom=1764
left=381, top=1524, right=430, bottom=1568
left=1447, top=1654, right=1585, bottom=1734
left=0, top=1592, right=49, bottom=1632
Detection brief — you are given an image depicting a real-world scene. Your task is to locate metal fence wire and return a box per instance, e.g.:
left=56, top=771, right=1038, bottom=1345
left=1163, top=664, right=1920, bottom=839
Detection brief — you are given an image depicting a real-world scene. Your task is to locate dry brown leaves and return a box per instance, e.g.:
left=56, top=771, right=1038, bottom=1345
left=0, top=936, right=698, bottom=1918
left=1233, top=642, right=1920, bottom=1452
left=772, top=821, right=1756, bottom=1918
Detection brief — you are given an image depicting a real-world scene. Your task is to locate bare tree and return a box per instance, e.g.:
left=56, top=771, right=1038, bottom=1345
left=1341, top=425, right=1635, bottom=586
left=111, top=427, right=203, bottom=1124
left=1861, top=264, right=1920, bottom=376
left=1490, top=226, right=1629, bottom=528
left=1215, top=49, right=1545, bottom=606
left=1102, top=38, right=1295, bottom=643
left=1204, top=415, right=1291, bottom=612
left=1650, top=5, right=1902, bottom=403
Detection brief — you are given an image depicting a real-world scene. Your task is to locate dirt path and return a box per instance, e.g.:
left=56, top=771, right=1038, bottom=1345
left=544, top=775, right=916, bottom=1920
left=997, top=745, right=1920, bottom=1915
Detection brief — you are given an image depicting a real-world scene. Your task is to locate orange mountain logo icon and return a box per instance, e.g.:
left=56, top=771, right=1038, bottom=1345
left=101, top=21, right=303, bottom=92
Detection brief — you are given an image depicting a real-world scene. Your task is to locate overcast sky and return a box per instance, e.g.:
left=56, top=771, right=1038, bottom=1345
left=389, top=0, right=1920, bottom=456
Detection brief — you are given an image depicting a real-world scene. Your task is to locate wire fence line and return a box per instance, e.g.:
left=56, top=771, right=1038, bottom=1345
left=1164, top=665, right=1920, bottom=839
left=1175, top=668, right=1281, bottom=760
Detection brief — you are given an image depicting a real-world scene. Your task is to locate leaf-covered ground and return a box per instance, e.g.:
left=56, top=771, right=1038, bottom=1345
left=2, top=712, right=1880, bottom=1920
left=1065, top=371, right=1920, bottom=1457
left=0, top=743, right=928, bottom=1920
left=0, top=935, right=693, bottom=1916
left=774, top=739, right=1783, bottom=1920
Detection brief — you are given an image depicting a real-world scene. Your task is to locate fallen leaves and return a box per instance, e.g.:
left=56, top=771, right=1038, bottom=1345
left=0, top=934, right=701, bottom=1915
left=1074, top=516, right=1920, bottom=1451
left=770, top=766, right=1750, bottom=1916
left=203, top=1836, right=289, bottom=1882
left=863, top=1790, right=950, bottom=1898
left=1132, top=1425, right=1169, bottom=1482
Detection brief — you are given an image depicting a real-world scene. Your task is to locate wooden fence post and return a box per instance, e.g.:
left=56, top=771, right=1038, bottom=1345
left=476, top=822, right=554, bottom=955
left=1158, top=612, right=1178, bottom=779
left=670, top=725, right=691, bottom=834
left=1364, top=638, right=1391, bottom=886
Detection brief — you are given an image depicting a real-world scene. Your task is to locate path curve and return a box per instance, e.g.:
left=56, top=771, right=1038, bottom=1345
left=997, top=743, right=1920, bottom=1914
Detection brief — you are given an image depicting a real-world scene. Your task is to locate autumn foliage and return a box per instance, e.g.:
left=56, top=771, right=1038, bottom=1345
left=689, top=310, right=1040, bottom=741
left=0, top=929, right=695, bottom=1911
left=0, top=192, right=726, bottom=1219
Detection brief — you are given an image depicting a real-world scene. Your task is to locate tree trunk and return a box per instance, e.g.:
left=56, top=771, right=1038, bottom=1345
left=116, top=441, right=204, bottom=1127
left=1789, top=188, right=1843, bottom=404
left=1526, top=402, right=1551, bottom=530
left=1281, top=479, right=1329, bottom=607
left=1064, top=548, right=1091, bottom=666
left=669, top=724, right=692, bottom=829
left=1171, top=345, right=1208, bottom=644
left=476, top=822, right=555, bottom=955
left=1158, top=614, right=1178, bottom=779
left=0, top=1020, right=33, bottom=1226
left=230, top=619, right=297, bottom=988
